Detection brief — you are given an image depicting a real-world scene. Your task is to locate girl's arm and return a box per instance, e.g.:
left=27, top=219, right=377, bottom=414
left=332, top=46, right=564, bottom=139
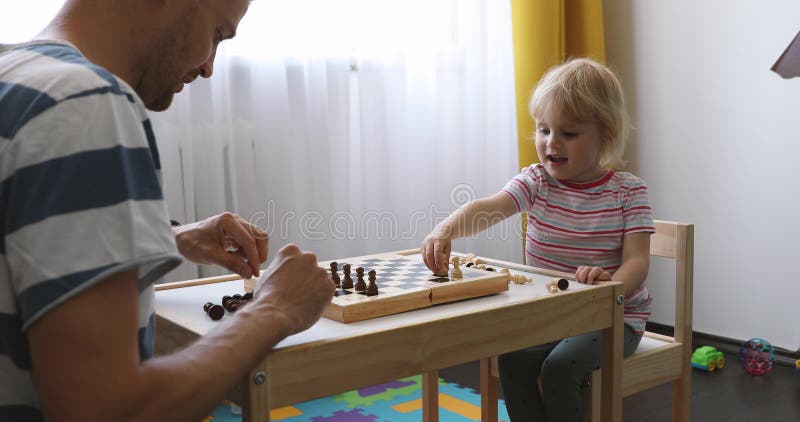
left=576, top=232, right=651, bottom=297
left=612, top=232, right=651, bottom=296
left=422, top=192, right=517, bottom=274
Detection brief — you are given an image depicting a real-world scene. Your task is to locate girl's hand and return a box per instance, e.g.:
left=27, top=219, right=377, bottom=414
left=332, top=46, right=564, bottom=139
left=421, top=232, right=452, bottom=275
left=575, top=266, right=612, bottom=285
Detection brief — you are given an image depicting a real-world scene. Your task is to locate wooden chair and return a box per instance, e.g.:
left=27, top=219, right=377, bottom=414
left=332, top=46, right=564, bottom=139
left=478, top=219, right=694, bottom=422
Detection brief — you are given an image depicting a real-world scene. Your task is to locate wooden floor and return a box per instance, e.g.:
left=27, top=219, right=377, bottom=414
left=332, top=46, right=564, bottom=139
left=440, top=351, right=800, bottom=421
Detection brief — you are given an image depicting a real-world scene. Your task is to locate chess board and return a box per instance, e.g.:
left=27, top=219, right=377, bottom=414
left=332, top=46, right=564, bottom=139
left=319, top=252, right=510, bottom=323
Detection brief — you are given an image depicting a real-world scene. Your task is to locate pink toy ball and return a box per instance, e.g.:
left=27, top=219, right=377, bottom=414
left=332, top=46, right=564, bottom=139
left=737, top=338, right=775, bottom=376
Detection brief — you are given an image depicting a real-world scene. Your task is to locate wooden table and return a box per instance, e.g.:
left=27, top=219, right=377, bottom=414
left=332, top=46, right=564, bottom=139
left=154, top=251, right=624, bottom=421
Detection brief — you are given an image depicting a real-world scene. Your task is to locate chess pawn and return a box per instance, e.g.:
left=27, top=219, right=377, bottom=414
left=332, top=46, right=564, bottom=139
left=203, top=302, right=224, bottom=321
left=450, top=256, right=462, bottom=278
left=546, top=278, right=569, bottom=292
left=222, top=296, right=235, bottom=312
left=355, top=267, right=367, bottom=292
left=366, top=270, right=379, bottom=296
left=510, top=273, right=532, bottom=285
left=342, top=263, right=353, bottom=289
left=330, top=262, right=341, bottom=287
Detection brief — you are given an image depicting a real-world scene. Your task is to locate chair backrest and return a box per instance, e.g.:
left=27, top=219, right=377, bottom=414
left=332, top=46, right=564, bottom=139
left=586, top=220, right=695, bottom=422
left=649, top=220, right=694, bottom=345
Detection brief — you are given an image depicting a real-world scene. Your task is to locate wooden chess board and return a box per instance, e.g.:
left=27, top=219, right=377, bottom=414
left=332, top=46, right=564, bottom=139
left=319, top=252, right=509, bottom=323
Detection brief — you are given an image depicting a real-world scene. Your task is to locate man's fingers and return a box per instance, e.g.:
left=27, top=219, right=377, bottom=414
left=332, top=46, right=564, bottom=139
left=238, top=216, right=269, bottom=263
left=251, top=229, right=268, bottom=263
left=222, top=219, right=263, bottom=277
left=213, top=249, right=253, bottom=279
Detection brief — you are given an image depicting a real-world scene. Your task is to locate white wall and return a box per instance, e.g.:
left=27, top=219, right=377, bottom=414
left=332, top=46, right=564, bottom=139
left=604, top=0, right=800, bottom=351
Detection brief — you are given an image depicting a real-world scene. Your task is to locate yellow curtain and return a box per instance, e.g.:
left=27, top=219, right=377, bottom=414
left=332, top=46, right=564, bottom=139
left=511, top=0, right=606, bottom=169
left=510, top=0, right=606, bottom=261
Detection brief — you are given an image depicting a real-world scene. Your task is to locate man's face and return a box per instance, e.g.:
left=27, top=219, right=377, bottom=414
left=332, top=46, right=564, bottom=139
left=136, top=0, right=249, bottom=111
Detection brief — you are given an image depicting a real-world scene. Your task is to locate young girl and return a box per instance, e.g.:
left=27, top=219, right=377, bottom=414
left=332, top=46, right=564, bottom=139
left=421, top=58, right=654, bottom=422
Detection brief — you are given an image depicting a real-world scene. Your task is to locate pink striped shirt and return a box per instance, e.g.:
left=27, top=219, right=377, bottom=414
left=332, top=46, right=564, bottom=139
left=502, top=163, right=655, bottom=334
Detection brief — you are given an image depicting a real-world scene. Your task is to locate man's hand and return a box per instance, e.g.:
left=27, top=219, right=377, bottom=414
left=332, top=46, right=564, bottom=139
left=253, top=244, right=335, bottom=335
left=174, top=212, right=268, bottom=279
left=575, top=265, right=612, bottom=285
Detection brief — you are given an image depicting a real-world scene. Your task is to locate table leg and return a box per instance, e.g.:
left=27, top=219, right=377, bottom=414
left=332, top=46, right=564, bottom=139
left=422, top=370, right=439, bottom=422
left=600, top=284, right=624, bottom=422
left=244, top=362, right=270, bottom=422
left=480, top=357, right=498, bottom=422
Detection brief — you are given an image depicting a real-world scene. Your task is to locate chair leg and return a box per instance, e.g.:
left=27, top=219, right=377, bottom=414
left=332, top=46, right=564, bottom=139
left=480, top=357, right=498, bottom=422
left=672, top=375, right=691, bottom=422
left=422, top=370, right=439, bottom=422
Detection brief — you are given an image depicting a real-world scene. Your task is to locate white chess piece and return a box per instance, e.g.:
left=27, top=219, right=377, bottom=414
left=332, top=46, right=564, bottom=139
left=510, top=273, right=532, bottom=284
left=450, top=256, right=463, bottom=278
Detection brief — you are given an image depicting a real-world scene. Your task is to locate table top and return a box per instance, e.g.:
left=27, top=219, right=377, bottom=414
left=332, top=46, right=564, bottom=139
left=155, top=256, right=595, bottom=350
left=155, top=253, right=623, bottom=411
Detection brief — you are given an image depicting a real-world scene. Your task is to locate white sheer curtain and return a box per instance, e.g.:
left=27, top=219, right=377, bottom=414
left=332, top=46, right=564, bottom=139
left=151, top=0, right=522, bottom=281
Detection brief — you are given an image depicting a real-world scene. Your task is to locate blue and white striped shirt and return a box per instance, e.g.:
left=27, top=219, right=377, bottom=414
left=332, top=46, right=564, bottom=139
left=0, top=40, right=181, bottom=420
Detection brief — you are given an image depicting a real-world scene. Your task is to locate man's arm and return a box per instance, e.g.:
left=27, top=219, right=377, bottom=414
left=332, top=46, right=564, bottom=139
left=28, top=244, right=333, bottom=421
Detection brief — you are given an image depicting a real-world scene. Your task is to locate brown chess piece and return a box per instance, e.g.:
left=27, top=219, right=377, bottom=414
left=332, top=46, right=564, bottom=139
left=221, top=296, right=235, bottom=312
left=355, top=267, right=367, bottom=292
left=366, top=270, right=379, bottom=296
left=342, top=263, right=353, bottom=289
left=203, top=302, right=224, bottom=320
left=330, top=261, right=341, bottom=287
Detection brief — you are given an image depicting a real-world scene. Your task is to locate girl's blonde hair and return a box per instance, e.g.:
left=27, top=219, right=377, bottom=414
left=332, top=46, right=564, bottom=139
left=529, top=58, right=630, bottom=169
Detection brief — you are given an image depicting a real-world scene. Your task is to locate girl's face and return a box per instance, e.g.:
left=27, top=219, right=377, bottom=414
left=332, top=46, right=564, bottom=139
left=534, top=106, right=606, bottom=183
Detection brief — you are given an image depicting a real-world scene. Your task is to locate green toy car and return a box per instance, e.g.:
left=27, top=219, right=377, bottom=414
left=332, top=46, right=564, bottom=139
left=692, top=346, right=725, bottom=371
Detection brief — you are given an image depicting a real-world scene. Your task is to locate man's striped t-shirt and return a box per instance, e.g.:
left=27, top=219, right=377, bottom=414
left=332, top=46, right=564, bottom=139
left=502, top=163, right=655, bottom=334
left=0, top=40, right=181, bottom=420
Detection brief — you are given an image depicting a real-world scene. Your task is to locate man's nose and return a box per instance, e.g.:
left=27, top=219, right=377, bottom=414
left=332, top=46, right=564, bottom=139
left=199, top=47, right=218, bottom=78
left=199, top=59, right=214, bottom=78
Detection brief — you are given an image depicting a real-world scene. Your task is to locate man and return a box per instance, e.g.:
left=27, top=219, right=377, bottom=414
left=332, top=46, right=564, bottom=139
left=0, top=0, right=335, bottom=420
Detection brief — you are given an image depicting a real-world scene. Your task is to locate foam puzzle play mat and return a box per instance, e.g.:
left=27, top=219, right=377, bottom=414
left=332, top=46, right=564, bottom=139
left=204, top=375, right=509, bottom=421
